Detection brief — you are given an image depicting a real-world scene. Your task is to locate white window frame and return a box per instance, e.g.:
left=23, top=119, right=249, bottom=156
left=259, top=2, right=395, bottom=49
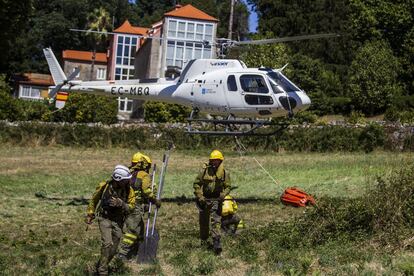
left=96, top=68, right=106, bottom=80
left=166, top=40, right=212, bottom=68
left=19, top=85, right=43, bottom=100
left=118, top=98, right=133, bottom=112
left=166, top=18, right=215, bottom=43
left=165, top=18, right=215, bottom=70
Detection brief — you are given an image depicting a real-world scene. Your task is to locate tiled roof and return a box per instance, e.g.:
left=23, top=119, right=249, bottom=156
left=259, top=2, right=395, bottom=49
left=164, top=4, right=218, bottom=22
left=16, top=73, right=54, bottom=86
left=114, top=20, right=150, bottom=35
left=62, top=50, right=107, bottom=63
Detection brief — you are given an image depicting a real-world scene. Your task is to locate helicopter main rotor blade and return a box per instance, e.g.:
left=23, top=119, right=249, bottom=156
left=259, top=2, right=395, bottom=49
left=234, top=33, right=339, bottom=46
left=67, top=67, right=80, bottom=81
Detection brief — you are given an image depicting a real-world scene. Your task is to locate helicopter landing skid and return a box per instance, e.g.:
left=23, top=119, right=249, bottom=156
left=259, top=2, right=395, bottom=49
left=186, top=113, right=289, bottom=136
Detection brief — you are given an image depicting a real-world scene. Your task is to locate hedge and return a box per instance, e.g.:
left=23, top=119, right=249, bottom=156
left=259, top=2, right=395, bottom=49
left=0, top=121, right=413, bottom=152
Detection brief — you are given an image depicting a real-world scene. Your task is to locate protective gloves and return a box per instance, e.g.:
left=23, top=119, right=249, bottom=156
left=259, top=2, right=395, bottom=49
left=86, top=214, right=95, bottom=224
left=150, top=198, right=161, bottom=208
left=219, top=193, right=226, bottom=201
left=109, top=197, right=123, bottom=207
left=109, top=197, right=130, bottom=212
left=197, top=196, right=207, bottom=209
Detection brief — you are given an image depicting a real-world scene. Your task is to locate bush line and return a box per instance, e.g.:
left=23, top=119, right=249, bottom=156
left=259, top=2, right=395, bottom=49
left=0, top=121, right=413, bottom=152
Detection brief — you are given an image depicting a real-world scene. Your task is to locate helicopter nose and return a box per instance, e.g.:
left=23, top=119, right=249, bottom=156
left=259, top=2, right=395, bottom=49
left=298, top=91, right=311, bottom=108
left=286, top=91, right=311, bottom=111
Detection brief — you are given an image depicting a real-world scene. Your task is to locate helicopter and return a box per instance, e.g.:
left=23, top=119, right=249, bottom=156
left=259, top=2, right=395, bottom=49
left=43, top=33, right=337, bottom=136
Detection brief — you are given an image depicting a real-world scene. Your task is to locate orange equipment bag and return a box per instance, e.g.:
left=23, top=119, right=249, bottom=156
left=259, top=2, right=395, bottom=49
left=280, top=187, right=316, bottom=207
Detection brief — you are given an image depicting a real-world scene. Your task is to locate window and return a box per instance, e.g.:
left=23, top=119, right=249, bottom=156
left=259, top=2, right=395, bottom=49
left=267, top=71, right=299, bottom=93
left=205, top=24, right=213, bottom=41
left=227, top=75, right=237, bottom=91
left=96, top=68, right=106, bottom=80
left=164, top=20, right=216, bottom=69
left=166, top=40, right=211, bottom=68
left=178, top=22, right=186, bottom=38
left=113, top=34, right=139, bottom=113
left=196, top=24, right=204, bottom=40
left=118, top=98, right=133, bottom=112
left=20, top=85, right=42, bottom=99
left=168, top=20, right=177, bottom=37
left=245, top=95, right=274, bottom=105
left=187, top=23, right=194, bottom=39
left=240, top=75, right=269, bottom=93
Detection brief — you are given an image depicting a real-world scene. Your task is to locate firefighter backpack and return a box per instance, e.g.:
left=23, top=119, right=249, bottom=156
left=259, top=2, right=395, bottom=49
left=280, top=187, right=316, bottom=207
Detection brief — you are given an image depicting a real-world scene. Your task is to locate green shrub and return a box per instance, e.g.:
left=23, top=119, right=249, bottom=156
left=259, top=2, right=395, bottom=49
left=359, top=123, right=385, bottom=152
left=266, top=165, right=414, bottom=248
left=19, top=100, right=50, bottom=121
left=56, top=94, right=117, bottom=124
left=346, top=110, right=366, bottom=124
left=0, top=75, right=24, bottom=121
left=144, top=101, right=190, bottom=123
left=0, top=122, right=410, bottom=152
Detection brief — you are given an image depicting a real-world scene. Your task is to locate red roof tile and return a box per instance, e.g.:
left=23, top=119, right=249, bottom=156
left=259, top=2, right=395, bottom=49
left=62, top=50, right=107, bottom=63
left=18, top=73, right=54, bottom=86
left=164, top=4, right=218, bottom=22
left=114, top=20, right=150, bottom=35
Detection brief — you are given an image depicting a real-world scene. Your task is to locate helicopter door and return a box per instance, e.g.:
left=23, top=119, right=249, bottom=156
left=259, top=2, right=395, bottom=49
left=239, top=74, right=275, bottom=115
left=224, top=74, right=245, bottom=111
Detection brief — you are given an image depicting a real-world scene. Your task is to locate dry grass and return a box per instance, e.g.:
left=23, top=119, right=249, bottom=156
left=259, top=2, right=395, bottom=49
left=0, top=145, right=412, bottom=275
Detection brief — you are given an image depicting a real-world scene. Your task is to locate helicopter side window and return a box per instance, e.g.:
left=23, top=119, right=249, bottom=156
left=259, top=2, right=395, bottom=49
left=239, top=75, right=269, bottom=94
left=227, top=75, right=237, bottom=91
left=245, top=95, right=274, bottom=105
left=267, top=72, right=299, bottom=92
left=268, top=78, right=285, bottom=94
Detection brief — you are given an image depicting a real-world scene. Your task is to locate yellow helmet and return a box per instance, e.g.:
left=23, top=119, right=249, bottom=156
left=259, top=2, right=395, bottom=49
left=131, top=152, right=151, bottom=170
left=131, top=152, right=144, bottom=163
left=209, top=150, right=224, bottom=160
left=142, top=154, right=151, bottom=165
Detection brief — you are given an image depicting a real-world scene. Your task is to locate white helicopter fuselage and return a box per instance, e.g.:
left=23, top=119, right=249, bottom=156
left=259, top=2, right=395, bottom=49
left=45, top=47, right=310, bottom=118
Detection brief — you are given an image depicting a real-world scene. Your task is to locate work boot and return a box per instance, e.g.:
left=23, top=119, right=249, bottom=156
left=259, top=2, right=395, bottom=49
left=213, top=239, right=222, bottom=255
left=115, top=253, right=128, bottom=262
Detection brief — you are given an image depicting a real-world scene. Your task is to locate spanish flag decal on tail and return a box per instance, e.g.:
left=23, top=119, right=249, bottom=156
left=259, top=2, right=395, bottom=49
left=55, top=92, right=68, bottom=109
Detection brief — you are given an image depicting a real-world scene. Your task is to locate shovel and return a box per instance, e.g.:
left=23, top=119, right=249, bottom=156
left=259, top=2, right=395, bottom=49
left=137, top=150, right=170, bottom=263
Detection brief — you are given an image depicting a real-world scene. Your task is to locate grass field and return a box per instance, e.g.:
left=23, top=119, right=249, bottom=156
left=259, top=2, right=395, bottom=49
left=0, top=145, right=413, bottom=275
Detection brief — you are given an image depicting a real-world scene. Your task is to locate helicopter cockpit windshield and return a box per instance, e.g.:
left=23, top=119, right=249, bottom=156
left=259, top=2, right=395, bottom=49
left=267, top=71, right=300, bottom=93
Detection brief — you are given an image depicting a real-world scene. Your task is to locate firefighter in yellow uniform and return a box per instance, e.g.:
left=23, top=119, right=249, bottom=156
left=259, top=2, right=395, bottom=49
left=86, top=165, right=135, bottom=276
left=194, top=150, right=231, bottom=255
left=221, top=195, right=245, bottom=235
left=117, top=152, right=161, bottom=260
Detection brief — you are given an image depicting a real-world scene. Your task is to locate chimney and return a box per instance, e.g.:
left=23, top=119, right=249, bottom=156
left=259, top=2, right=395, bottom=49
left=175, top=4, right=182, bottom=10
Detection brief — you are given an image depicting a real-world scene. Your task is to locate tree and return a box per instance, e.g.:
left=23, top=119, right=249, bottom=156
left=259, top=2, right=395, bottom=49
left=238, top=34, right=292, bottom=73
left=86, top=7, right=111, bottom=81
left=0, top=0, right=32, bottom=73
left=348, top=40, right=402, bottom=116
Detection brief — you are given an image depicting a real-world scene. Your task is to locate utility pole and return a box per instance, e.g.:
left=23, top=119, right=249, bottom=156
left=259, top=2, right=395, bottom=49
left=228, top=0, right=235, bottom=40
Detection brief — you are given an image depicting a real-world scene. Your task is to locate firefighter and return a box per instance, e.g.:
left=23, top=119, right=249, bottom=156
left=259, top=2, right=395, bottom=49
left=86, top=165, right=135, bottom=276
left=117, top=152, right=161, bottom=260
left=221, top=195, right=245, bottom=235
left=193, top=150, right=231, bottom=255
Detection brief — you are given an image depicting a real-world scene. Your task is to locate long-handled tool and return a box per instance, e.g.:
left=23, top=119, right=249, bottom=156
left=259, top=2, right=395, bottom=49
left=137, top=149, right=170, bottom=263
left=137, top=164, right=157, bottom=263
